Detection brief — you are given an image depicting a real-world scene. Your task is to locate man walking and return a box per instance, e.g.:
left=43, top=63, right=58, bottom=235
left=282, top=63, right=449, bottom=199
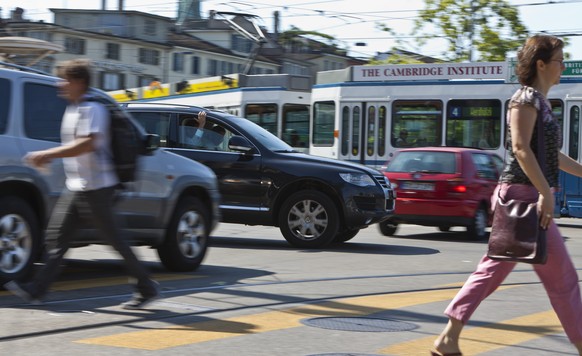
left=4, top=59, right=159, bottom=310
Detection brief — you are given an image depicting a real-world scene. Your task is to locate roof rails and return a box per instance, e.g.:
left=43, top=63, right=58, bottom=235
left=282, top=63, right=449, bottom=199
left=0, top=60, right=52, bottom=76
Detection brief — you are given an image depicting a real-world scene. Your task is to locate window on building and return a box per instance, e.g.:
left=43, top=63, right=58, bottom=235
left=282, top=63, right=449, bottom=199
left=138, top=48, right=160, bottom=65
left=144, top=19, right=157, bottom=36
left=139, top=76, right=153, bottom=87
left=101, top=72, right=125, bottom=91
left=173, top=53, right=185, bottom=72
left=106, top=43, right=120, bottom=60
left=64, top=37, right=86, bottom=55
left=191, top=56, right=200, bottom=75
left=231, top=34, right=253, bottom=53
left=207, top=59, right=218, bottom=76
left=28, top=31, right=53, bottom=42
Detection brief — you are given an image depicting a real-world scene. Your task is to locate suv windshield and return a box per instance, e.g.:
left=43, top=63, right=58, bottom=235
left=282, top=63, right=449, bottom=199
left=387, top=151, right=456, bottom=174
left=236, top=117, right=295, bottom=152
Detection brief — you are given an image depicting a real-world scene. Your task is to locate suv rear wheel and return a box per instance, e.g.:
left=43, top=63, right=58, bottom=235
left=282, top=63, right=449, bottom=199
left=158, top=196, right=209, bottom=272
left=279, top=190, right=339, bottom=248
left=0, top=197, right=41, bottom=283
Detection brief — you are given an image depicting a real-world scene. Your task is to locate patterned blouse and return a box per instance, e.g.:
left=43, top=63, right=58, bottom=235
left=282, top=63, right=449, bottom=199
left=500, top=86, right=561, bottom=188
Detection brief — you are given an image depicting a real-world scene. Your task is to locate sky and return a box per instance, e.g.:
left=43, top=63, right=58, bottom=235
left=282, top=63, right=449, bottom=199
left=3, top=0, right=582, bottom=60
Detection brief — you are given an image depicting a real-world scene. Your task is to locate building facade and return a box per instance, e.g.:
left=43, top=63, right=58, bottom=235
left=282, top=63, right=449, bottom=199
left=0, top=5, right=365, bottom=91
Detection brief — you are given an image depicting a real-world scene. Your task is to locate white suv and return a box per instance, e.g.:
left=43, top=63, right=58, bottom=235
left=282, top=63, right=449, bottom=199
left=0, top=62, right=221, bottom=282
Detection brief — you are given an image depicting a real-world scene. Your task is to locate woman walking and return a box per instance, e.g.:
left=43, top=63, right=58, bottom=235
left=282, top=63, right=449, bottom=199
left=432, top=34, right=582, bottom=356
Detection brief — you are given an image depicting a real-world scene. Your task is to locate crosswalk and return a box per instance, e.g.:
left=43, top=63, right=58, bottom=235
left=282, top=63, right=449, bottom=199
left=380, top=310, right=561, bottom=355
left=71, top=282, right=566, bottom=354
left=2, top=274, right=567, bottom=354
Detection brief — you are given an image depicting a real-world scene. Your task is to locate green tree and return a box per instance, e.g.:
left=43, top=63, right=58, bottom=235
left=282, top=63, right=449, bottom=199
left=279, top=26, right=345, bottom=54
left=372, top=25, right=432, bottom=64
left=414, top=0, right=528, bottom=62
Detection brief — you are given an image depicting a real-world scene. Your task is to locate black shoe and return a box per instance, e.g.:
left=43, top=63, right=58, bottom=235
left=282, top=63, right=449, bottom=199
left=121, top=292, right=160, bottom=310
left=4, top=281, right=42, bottom=305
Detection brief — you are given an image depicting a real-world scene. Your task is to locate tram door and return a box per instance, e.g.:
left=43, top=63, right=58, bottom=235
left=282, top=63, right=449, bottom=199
left=338, top=102, right=388, bottom=168
left=560, top=100, right=582, bottom=217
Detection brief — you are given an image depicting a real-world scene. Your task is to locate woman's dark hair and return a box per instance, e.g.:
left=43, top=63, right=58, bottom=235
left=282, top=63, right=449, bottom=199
left=516, top=34, right=564, bottom=86
left=56, top=58, right=92, bottom=88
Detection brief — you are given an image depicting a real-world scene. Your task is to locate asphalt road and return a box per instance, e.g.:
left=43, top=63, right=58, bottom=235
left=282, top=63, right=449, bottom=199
left=2, top=219, right=582, bottom=355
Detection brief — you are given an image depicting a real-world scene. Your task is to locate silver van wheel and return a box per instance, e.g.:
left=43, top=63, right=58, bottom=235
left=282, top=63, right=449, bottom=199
left=0, top=197, right=40, bottom=282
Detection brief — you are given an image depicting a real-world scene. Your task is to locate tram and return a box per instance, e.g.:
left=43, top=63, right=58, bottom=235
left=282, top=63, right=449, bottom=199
left=309, top=60, right=582, bottom=217
left=108, top=73, right=311, bottom=151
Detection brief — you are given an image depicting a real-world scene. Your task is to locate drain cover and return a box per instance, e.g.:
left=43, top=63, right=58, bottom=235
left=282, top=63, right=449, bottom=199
left=307, top=354, right=383, bottom=356
left=301, top=317, right=418, bottom=332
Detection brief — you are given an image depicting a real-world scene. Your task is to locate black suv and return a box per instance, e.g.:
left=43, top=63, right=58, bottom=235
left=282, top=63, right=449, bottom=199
left=125, top=103, right=395, bottom=248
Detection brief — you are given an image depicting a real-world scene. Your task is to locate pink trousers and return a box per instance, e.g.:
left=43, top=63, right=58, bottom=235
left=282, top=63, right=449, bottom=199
left=444, top=183, right=582, bottom=343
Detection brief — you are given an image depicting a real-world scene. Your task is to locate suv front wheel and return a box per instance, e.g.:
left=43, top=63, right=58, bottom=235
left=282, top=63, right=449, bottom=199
left=0, top=197, right=41, bottom=283
left=279, top=190, right=339, bottom=248
left=157, top=196, right=209, bottom=272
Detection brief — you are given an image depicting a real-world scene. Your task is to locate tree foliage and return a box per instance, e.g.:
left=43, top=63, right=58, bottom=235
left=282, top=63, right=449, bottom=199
left=414, top=0, right=528, bottom=62
left=278, top=25, right=350, bottom=55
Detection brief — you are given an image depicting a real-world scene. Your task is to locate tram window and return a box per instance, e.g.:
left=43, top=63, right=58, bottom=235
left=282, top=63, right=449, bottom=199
left=367, top=106, right=376, bottom=156
left=569, top=106, right=580, bottom=160
left=245, top=104, right=277, bottom=136
left=341, top=106, right=350, bottom=155
left=550, top=99, right=564, bottom=149
left=446, top=99, right=501, bottom=149
left=282, top=104, right=309, bottom=147
left=378, top=106, right=387, bottom=156
left=352, top=106, right=360, bottom=155
left=313, top=101, right=335, bottom=146
left=392, top=100, right=442, bottom=148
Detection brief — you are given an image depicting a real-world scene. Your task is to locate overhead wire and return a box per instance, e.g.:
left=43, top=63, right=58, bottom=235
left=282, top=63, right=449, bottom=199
left=5, top=0, right=582, bottom=58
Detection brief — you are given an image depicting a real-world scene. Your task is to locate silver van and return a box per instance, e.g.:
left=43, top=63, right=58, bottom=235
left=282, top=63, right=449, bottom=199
left=0, top=63, right=220, bottom=282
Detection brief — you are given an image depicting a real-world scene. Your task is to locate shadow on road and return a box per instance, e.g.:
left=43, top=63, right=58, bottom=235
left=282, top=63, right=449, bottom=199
left=210, top=235, right=439, bottom=255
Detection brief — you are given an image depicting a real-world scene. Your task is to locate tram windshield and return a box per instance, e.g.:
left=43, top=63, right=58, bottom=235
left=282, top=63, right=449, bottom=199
left=446, top=99, right=502, bottom=149
left=392, top=100, right=443, bottom=148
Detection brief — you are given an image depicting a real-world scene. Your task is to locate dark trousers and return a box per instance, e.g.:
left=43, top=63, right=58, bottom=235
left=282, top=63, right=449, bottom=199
left=27, top=186, right=157, bottom=298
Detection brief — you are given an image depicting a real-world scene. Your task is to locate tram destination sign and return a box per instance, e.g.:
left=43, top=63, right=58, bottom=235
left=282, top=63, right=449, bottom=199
left=352, top=62, right=508, bottom=82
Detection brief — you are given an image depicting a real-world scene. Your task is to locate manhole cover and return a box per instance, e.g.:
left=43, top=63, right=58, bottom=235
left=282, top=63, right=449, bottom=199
left=301, top=317, right=418, bottom=332
left=307, top=354, right=383, bottom=356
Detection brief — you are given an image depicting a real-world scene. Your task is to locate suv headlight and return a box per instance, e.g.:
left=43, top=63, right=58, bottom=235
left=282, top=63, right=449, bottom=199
left=339, top=173, right=376, bottom=187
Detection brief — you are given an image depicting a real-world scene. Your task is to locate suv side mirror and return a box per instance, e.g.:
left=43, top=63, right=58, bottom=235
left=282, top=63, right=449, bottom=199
left=228, top=135, right=254, bottom=154
left=144, top=134, right=160, bottom=154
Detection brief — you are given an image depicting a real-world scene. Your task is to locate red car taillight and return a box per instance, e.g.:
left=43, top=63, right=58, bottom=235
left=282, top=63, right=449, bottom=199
left=446, top=178, right=466, bottom=197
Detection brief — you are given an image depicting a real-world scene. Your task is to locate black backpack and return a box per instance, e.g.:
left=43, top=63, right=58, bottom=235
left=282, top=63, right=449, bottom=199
left=86, top=97, right=145, bottom=183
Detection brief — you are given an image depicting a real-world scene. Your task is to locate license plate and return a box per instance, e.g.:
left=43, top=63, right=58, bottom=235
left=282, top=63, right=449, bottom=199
left=401, top=181, right=434, bottom=191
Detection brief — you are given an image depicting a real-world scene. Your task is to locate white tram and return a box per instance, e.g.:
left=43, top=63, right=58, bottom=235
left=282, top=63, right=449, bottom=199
left=309, top=61, right=582, bottom=217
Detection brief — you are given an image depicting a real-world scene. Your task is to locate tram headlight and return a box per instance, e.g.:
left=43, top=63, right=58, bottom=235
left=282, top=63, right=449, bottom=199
left=339, top=173, right=376, bottom=187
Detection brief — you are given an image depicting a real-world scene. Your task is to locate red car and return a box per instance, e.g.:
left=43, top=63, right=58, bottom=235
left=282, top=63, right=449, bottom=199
left=379, top=147, right=503, bottom=240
